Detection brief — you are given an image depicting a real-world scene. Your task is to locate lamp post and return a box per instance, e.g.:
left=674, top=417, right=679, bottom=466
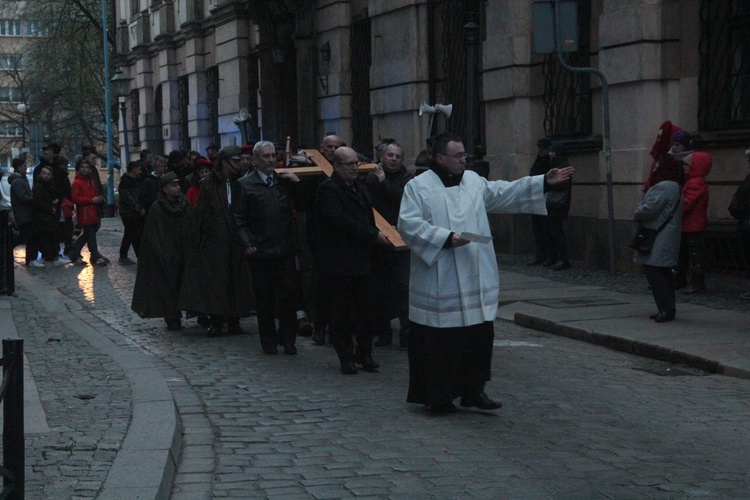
left=16, top=103, right=26, bottom=154
left=111, top=68, right=131, bottom=167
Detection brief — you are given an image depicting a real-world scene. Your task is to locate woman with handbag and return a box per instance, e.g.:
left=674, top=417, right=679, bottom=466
left=634, top=143, right=684, bottom=323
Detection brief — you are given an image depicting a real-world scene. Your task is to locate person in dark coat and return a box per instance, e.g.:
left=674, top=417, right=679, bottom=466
left=527, top=138, right=554, bottom=266
left=545, top=144, right=573, bottom=270
left=232, top=141, right=304, bottom=355
left=118, top=160, right=145, bottom=264
left=9, top=158, right=43, bottom=266
left=140, top=155, right=168, bottom=215
left=315, top=146, right=390, bottom=374
left=132, top=172, right=195, bottom=331
left=729, top=147, right=750, bottom=300
left=178, top=146, right=254, bottom=336
left=365, top=141, right=413, bottom=348
left=32, top=165, right=66, bottom=266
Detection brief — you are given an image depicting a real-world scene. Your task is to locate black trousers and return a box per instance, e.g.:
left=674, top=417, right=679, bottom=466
left=120, top=216, right=144, bottom=259
left=530, top=214, right=554, bottom=261
left=325, top=273, right=375, bottom=362
left=407, top=321, right=494, bottom=406
left=642, top=265, right=676, bottom=313
left=250, top=255, right=299, bottom=350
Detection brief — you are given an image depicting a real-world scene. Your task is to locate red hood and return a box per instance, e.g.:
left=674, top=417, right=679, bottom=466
left=686, top=151, right=712, bottom=179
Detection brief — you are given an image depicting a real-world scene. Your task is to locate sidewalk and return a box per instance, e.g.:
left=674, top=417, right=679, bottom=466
left=497, top=270, right=750, bottom=379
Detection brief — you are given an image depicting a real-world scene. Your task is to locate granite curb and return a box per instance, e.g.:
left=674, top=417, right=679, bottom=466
left=14, top=270, right=181, bottom=499
left=497, top=269, right=750, bottom=381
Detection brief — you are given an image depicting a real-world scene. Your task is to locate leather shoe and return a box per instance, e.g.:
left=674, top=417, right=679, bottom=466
left=196, top=315, right=211, bottom=327
left=460, top=392, right=502, bottom=410
left=340, top=360, right=358, bottom=375
left=526, top=258, right=546, bottom=266
left=165, top=319, right=182, bottom=331
left=552, top=260, right=570, bottom=271
left=354, top=353, right=379, bottom=372
left=312, top=330, right=326, bottom=346
left=283, top=344, right=298, bottom=355
left=542, top=258, right=557, bottom=267
left=207, top=323, right=223, bottom=337
left=297, top=318, right=313, bottom=337
left=429, top=402, right=457, bottom=414
left=262, top=346, right=278, bottom=355
left=227, top=319, right=243, bottom=335
left=649, top=312, right=660, bottom=320
left=654, top=309, right=676, bottom=323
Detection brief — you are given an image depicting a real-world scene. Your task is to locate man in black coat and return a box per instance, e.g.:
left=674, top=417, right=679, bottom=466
left=232, top=141, right=303, bottom=355
left=315, top=147, right=390, bottom=374
left=528, top=138, right=554, bottom=266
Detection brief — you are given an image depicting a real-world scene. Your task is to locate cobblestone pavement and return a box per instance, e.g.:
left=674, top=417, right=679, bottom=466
left=13, top=222, right=750, bottom=498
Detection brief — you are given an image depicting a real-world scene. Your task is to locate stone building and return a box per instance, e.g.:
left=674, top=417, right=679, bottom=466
left=115, top=0, right=750, bottom=271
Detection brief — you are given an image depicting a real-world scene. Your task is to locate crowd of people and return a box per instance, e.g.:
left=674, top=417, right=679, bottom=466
left=6, top=125, right=750, bottom=414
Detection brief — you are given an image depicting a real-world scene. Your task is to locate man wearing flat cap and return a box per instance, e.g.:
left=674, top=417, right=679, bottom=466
left=179, top=146, right=254, bottom=336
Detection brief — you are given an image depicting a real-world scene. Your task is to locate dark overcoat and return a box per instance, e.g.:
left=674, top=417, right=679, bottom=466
left=131, top=192, right=194, bottom=319
left=314, top=174, right=379, bottom=276
left=178, top=170, right=254, bottom=317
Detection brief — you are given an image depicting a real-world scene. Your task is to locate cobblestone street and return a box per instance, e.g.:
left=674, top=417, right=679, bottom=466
left=9, top=221, right=750, bottom=498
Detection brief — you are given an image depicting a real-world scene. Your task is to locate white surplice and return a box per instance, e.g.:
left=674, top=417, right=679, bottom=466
left=398, top=169, right=547, bottom=328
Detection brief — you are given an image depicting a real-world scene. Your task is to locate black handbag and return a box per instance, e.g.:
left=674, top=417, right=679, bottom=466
left=628, top=202, right=679, bottom=254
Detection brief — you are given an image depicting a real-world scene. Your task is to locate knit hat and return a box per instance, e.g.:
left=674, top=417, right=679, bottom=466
left=671, top=130, right=692, bottom=149
left=215, top=146, right=242, bottom=161
left=159, top=171, right=179, bottom=187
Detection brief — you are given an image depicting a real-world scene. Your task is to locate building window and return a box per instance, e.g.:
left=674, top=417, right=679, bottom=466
left=130, top=89, right=140, bottom=147
left=699, top=1, right=750, bottom=130
left=177, top=76, right=189, bottom=151
left=206, top=66, right=220, bottom=147
left=0, top=20, right=21, bottom=37
left=0, top=87, right=19, bottom=102
left=0, top=122, right=21, bottom=137
left=26, top=21, right=48, bottom=37
left=0, top=54, right=21, bottom=70
left=541, top=1, right=593, bottom=139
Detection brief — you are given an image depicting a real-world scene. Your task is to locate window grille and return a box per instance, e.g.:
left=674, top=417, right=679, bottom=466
left=0, top=122, right=21, bottom=137
left=350, top=17, right=373, bottom=159
left=177, top=76, right=189, bottom=151
left=541, top=1, right=592, bottom=139
left=698, top=0, right=750, bottom=130
left=130, top=89, right=140, bottom=148
left=206, top=66, right=220, bottom=147
left=154, top=84, right=164, bottom=156
left=26, top=21, right=47, bottom=37
left=438, top=0, right=468, bottom=139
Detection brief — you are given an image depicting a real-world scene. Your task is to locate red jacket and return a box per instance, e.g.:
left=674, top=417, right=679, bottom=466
left=71, top=173, right=102, bottom=227
left=681, top=151, right=712, bottom=232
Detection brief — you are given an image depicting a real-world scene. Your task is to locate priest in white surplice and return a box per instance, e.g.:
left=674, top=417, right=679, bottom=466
left=398, top=133, right=574, bottom=414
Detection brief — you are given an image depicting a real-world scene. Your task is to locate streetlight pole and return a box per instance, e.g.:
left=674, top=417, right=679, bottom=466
left=111, top=68, right=131, bottom=168
left=16, top=103, right=26, bottom=154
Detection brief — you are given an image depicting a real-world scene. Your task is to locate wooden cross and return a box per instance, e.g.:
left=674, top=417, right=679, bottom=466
left=276, top=149, right=407, bottom=250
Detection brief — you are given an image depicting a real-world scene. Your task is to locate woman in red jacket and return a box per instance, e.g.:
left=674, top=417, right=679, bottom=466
left=67, top=159, right=110, bottom=266
left=676, top=150, right=712, bottom=293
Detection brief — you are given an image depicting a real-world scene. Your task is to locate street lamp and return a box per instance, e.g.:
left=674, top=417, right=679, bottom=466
left=16, top=103, right=26, bottom=153
left=111, top=68, right=131, bottom=167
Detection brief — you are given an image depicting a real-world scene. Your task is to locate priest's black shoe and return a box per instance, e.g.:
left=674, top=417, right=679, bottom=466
left=654, top=309, right=676, bottom=323
left=649, top=312, right=660, bottom=320
left=552, top=260, right=570, bottom=271
left=526, top=258, right=545, bottom=266
left=283, top=344, right=298, bottom=355
left=340, top=360, right=358, bottom=375
left=354, top=353, right=379, bottom=372
left=460, top=392, right=502, bottom=410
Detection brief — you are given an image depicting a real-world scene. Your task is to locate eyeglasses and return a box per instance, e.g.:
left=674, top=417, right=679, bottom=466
left=439, top=152, right=468, bottom=160
left=335, top=161, right=361, bottom=168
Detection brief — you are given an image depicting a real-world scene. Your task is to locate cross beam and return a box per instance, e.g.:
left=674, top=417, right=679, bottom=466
left=276, top=149, right=407, bottom=250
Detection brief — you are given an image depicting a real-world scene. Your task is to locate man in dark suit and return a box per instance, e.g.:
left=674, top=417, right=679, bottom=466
left=314, top=146, right=390, bottom=374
